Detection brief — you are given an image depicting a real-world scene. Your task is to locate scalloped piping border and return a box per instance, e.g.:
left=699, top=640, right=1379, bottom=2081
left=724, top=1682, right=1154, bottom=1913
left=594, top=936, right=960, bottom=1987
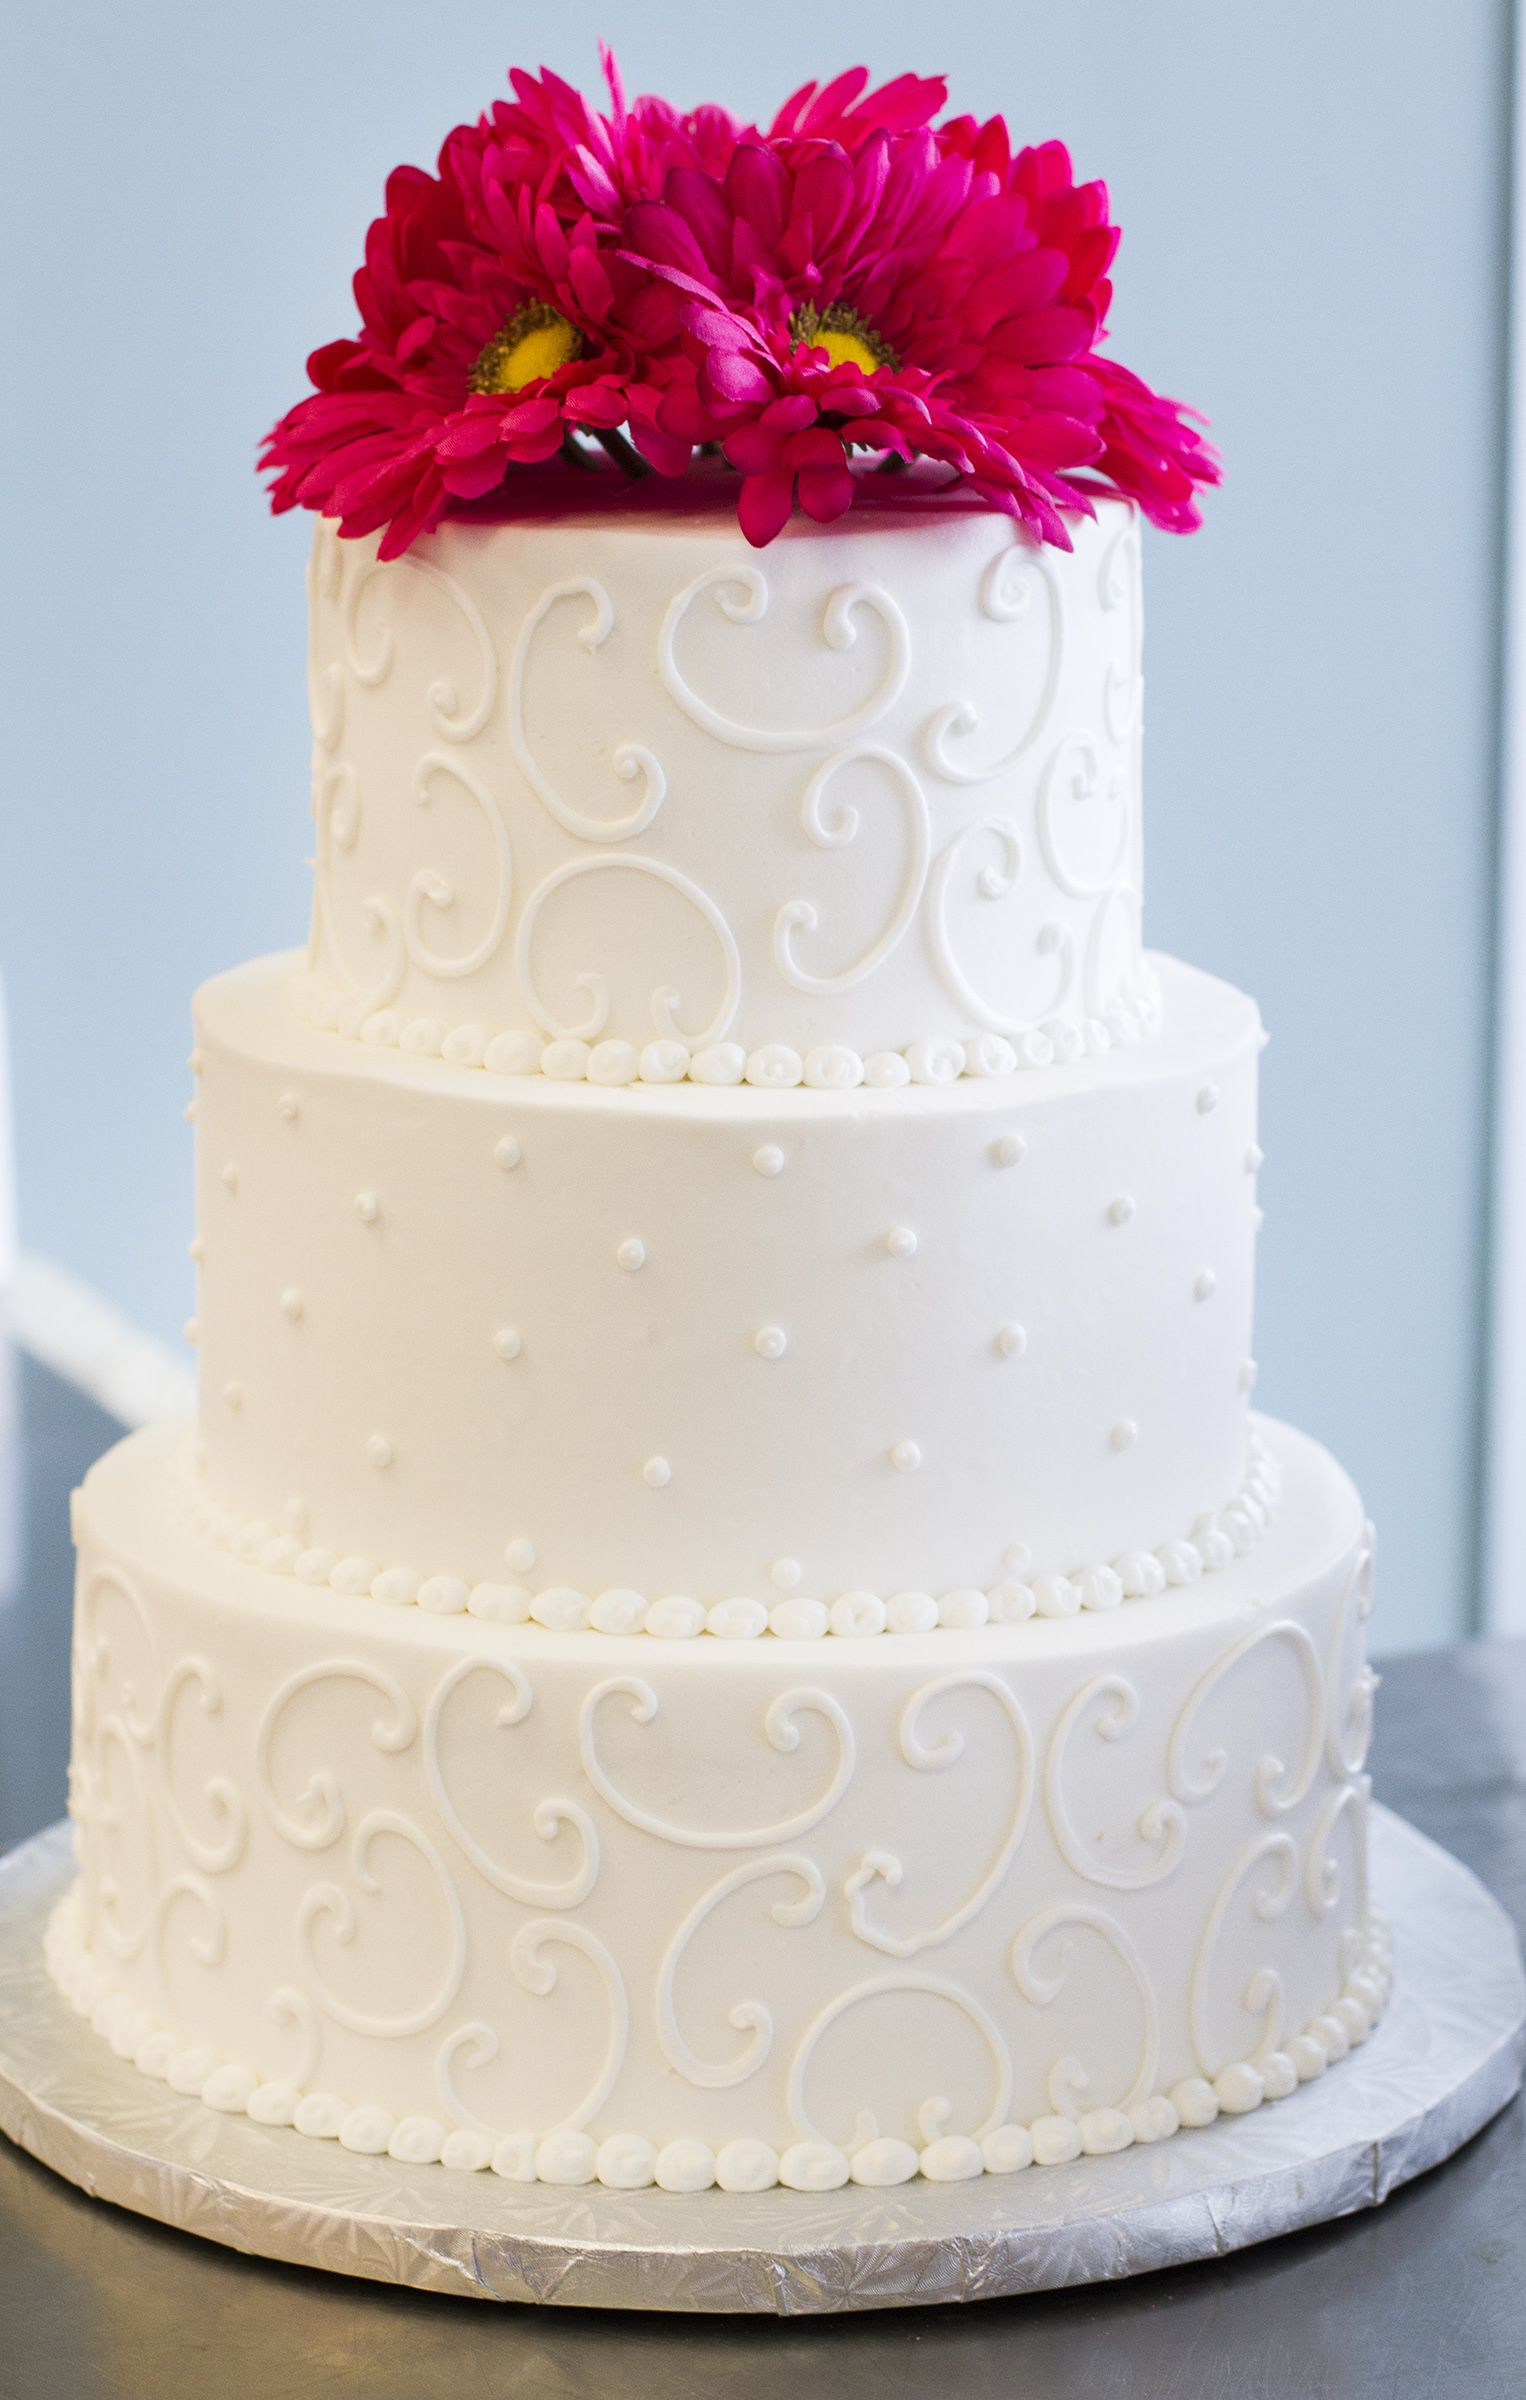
left=288, top=963, right=1165, bottom=1092
left=45, top=1886, right=1390, bottom=2193
left=168, top=1432, right=1281, bottom=1642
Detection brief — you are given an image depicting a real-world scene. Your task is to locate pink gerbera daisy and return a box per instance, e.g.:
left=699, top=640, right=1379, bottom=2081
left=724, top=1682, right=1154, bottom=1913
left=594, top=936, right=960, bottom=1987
left=259, top=58, right=1218, bottom=557
left=261, top=122, right=654, bottom=556
left=620, top=128, right=1122, bottom=544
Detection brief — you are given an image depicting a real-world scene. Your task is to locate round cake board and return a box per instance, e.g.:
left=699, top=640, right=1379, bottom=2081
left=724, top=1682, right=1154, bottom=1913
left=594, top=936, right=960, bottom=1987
left=0, top=1806, right=1520, bottom=2315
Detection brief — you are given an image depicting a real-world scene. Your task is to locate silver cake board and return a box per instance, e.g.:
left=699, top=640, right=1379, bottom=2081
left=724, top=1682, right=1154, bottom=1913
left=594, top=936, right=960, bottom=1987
left=0, top=1806, right=1520, bottom=2314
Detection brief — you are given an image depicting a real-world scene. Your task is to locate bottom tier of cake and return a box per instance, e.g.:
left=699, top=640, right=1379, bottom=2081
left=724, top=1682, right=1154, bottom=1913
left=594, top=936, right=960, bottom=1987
left=52, top=1417, right=1383, bottom=2194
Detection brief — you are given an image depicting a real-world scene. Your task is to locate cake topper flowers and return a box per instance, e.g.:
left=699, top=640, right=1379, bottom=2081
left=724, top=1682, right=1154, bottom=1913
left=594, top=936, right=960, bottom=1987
left=261, top=53, right=1217, bottom=557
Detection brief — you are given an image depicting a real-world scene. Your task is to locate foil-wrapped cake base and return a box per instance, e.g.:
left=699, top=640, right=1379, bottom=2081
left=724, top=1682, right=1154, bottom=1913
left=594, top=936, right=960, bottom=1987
left=0, top=1807, right=1520, bottom=2314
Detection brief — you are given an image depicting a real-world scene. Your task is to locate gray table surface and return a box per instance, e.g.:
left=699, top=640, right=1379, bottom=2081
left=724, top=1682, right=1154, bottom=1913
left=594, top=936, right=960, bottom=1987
left=0, top=1350, right=1522, bottom=2397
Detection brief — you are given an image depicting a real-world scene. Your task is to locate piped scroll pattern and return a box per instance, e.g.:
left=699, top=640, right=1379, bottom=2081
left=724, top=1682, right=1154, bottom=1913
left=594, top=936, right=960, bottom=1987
left=306, top=523, right=1151, bottom=1053
left=1010, top=1902, right=1160, bottom=2117
left=313, top=541, right=513, bottom=1007
left=657, top=1856, right=826, bottom=2088
left=843, top=1674, right=1034, bottom=1958
left=69, top=1568, right=238, bottom=1990
left=423, top=1657, right=598, bottom=1909
left=578, top=1680, right=856, bottom=1849
left=60, top=1514, right=1383, bottom=2190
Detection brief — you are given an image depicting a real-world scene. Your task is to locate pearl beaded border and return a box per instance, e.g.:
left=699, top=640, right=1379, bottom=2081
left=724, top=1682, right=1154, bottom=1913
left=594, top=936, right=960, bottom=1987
left=168, top=1432, right=1281, bottom=1642
left=44, top=1890, right=1390, bottom=2194
left=289, top=966, right=1164, bottom=1092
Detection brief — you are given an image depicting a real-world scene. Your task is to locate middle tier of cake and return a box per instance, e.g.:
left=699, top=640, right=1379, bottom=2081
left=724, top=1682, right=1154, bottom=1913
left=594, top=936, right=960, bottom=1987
left=188, top=951, right=1264, bottom=1609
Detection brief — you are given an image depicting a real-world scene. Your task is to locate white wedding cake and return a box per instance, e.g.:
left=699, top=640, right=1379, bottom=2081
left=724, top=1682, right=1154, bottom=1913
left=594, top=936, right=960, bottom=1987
left=50, top=476, right=1383, bottom=2196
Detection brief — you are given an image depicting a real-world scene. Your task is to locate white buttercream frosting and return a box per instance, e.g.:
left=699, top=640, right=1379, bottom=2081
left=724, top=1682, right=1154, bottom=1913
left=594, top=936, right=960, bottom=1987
left=303, top=495, right=1146, bottom=1069
left=56, top=1418, right=1381, bottom=2192
left=189, top=952, right=1261, bottom=1603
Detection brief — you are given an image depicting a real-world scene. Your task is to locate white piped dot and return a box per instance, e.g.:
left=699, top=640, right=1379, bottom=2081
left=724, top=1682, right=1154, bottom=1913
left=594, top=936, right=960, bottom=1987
left=639, top=1039, right=690, bottom=1084
left=587, top=1039, right=639, bottom=1086
left=493, top=1327, right=523, bottom=1361
left=996, top=1323, right=1027, bottom=1359
left=769, top=1596, right=826, bottom=1639
left=890, top=1440, right=923, bottom=1474
left=182, top=1101, right=196, bottom=1123
left=1003, top=1542, right=1033, bottom=1575
left=365, top=1434, right=394, bottom=1470
left=1240, top=1358, right=1259, bottom=1392
left=885, top=1226, right=918, bottom=1259
left=1246, top=1142, right=1264, bottom=1173
left=754, top=1325, right=787, bottom=1360
left=1107, top=1195, right=1135, bottom=1226
left=1252, top=1203, right=1265, bottom=1230
left=504, top=1537, right=537, bottom=1573
left=484, top=1031, right=541, bottom=1076
left=643, top=1456, right=672, bottom=1489
left=354, top=1190, right=379, bottom=1224
left=182, top=1318, right=198, bottom=1346
left=1109, top=1419, right=1138, bottom=1453
left=222, top=1381, right=243, bottom=1412
left=441, top=1023, right=487, bottom=1067
left=279, top=1287, right=304, bottom=1323
left=770, top=1557, right=802, bottom=1592
left=277, top=1092, right=300, bottom=1123
left=991, top=1134, right=1026, bottom=1168
left=1197, top=1083, right=1220, bottom=1115
left=616, top=1237, right=646, bottom=1272
left=493, top=1135, right=522, bottom=1171
left=188, top=1048, right=204, bottom=1075
left=541, top=1038, right=589, bottom=1080
left=221, top=1164, right=238, bottom=1193
left=187, top=1236, right=205, bottom=1263
left=1194, top=1269, right=1218, bottom=1303
left=752, top=1144, right=785, bottom=1178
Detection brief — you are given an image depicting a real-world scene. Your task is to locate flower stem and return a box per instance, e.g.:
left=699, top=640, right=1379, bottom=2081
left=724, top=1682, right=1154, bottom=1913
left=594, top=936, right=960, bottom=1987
left=592, top=425, right=652, bottom=479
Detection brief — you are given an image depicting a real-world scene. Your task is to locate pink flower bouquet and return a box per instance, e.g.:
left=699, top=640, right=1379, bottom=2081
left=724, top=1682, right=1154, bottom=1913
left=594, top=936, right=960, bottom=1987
left=261, top=54, right=1218, bottom=557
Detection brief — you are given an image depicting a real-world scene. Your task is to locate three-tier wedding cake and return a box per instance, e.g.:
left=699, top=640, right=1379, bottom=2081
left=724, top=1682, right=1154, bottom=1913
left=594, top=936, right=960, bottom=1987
left=48, top=60, right=1383, bottom=2198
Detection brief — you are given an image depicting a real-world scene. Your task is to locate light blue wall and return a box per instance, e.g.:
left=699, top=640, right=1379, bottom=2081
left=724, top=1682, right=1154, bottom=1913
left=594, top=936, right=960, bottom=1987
left=0, top=2, right=1509, bottom=1648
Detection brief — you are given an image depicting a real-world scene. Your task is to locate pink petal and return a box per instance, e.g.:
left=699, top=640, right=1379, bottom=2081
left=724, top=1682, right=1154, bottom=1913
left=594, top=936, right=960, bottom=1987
left=737, top=469, right=795, bottom=545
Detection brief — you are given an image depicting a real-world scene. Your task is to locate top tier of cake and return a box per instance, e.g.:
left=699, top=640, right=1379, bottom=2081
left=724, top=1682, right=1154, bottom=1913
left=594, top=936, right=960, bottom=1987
left=301, top=482, right=1150, bottom=1082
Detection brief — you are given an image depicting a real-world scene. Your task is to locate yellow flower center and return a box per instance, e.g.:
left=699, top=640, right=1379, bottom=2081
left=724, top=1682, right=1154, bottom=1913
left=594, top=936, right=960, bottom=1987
left=470, top=302, right=583, bottom=395
left=790, top=302, right=898, bottom=376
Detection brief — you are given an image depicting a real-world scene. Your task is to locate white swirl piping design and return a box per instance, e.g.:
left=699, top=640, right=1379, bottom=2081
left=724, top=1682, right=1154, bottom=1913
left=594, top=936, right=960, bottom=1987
left=510, top=1920, right=629, bottom=2130
left=396, top=554, right=499, bottom=744
left=578, top=1680, right=855, bottom=1849
left=155, top=1657, right=249, bottom=1875
left=1035, top=733, right=1131, bottom=900
left=508, top=579, right=666, bottom=842
left=921, top=544, right=1063, bottom=784
left=1043, top=1674, right=1188, bottom=1892
left=656, top=1856, right=826, bottom=2089
left=513, top=853, right=741, bottom=1048
left=49, top=1882, right=1389, bottom=2188
left=659, top=568, right=909, bottom=752
left=422, top=1657, right=599, bottom=1909
left=773, top=745, right=931, bottom=995
left=297, top=1808, right=466, bottom=2040
left=1189, top=1830, right=1298, bottom=2078
left=925, top=820, right=1077, bottom=1034
left=403, top=755, right=513, bottom=980
left=253, top=1661, right=418, bottom=1852
left=843, top=1674, right=1033, bottom=1958
left=1167, top=1619, right=1325, bottom=1820
left=1010, top=1901, right=1160, bottom=2117
left=785, top=1973, right=1013, bottom=2148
